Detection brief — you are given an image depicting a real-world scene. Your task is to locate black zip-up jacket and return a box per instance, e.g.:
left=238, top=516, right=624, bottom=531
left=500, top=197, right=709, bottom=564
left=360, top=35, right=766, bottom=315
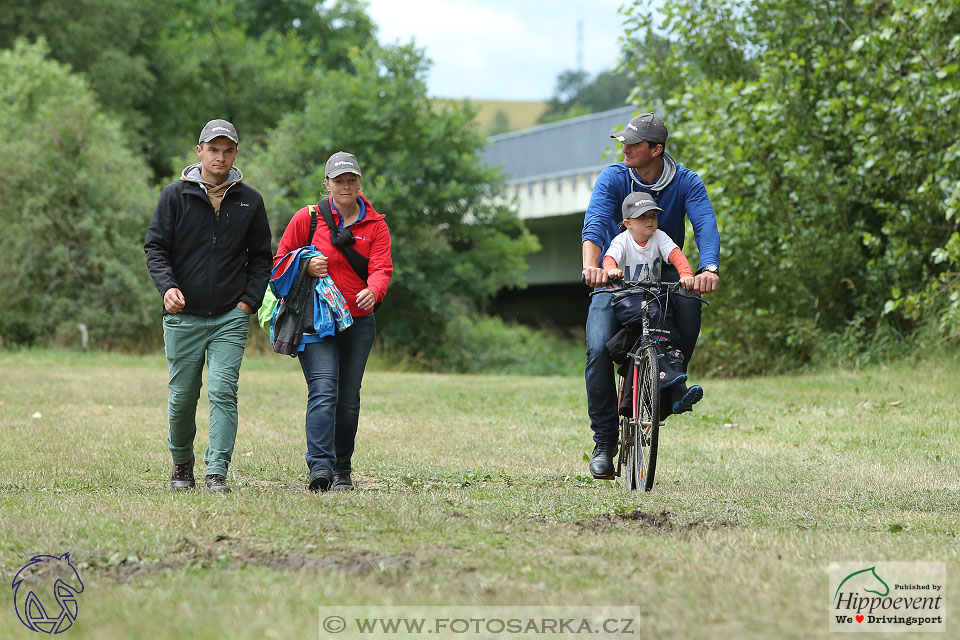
left=144, top=168, right=272, bottom=315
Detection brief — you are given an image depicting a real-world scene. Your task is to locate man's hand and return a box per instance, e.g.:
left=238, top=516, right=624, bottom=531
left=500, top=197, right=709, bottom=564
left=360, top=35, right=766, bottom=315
left=356, top=288, right=376, bottom=310
left=582, top=266, right=609, bottom=288
left=306, top=256, right=328, bottom=278
left=693, top=271, right=719, bottom=295
left=236, top=301, right=253, bottom=314
left=163, top=287, right=185, bottom=313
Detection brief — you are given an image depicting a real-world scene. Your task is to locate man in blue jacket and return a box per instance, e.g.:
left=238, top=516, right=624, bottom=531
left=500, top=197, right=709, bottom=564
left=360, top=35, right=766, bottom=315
left=144, top=119, right=272, bottom=493
left=581, top=113, right=720, bottom=479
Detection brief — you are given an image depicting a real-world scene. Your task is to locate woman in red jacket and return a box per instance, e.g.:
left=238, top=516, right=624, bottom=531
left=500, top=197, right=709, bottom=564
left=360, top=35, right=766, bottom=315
left=274, top=151, right=393, bottom=492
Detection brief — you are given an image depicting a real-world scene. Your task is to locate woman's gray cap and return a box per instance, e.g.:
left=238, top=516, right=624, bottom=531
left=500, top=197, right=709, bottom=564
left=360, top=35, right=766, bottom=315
left=622, top=191, right=663, bottom=219
left=325, top=151, right=362, bottom=178
left=611, top=112, right=668, bottom=145
left=198, top=119, right=239, bottom=145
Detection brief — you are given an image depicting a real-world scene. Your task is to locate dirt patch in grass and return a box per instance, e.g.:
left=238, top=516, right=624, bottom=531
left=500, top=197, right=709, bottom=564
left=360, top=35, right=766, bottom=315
left=86, top=537, right=424, bottom=583
left=579, top=509, right=737, bottom=534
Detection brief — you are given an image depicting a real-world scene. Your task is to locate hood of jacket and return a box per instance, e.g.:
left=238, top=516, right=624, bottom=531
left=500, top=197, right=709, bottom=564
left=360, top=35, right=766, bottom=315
left=629, top=152, right=677, bottom=192
left=180, top=162, right=243, bottom=187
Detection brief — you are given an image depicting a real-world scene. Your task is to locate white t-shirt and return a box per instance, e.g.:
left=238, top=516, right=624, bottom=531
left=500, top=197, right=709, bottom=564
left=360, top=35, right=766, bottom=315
left=604, top=229, right=679, bottom=282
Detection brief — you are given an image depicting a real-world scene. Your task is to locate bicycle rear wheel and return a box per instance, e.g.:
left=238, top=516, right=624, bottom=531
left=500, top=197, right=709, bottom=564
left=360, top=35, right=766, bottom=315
left=624, top=345, right=660, bottom=491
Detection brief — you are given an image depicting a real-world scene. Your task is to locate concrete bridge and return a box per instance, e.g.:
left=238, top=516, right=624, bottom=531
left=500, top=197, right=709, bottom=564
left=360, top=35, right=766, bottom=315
left=482, top=106, right=634, bottom=326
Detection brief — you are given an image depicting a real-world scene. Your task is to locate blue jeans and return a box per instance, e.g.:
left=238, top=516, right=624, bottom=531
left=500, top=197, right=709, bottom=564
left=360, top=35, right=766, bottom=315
left=296, top=314, right=376, bottom=477
left=585, top=269, right=701, bottom=444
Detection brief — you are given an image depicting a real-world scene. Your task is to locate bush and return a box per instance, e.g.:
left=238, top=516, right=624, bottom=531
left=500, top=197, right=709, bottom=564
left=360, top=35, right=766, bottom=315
left=418, top=314, right=583, bottom=376
left=0, top=40, right=159, bottom=348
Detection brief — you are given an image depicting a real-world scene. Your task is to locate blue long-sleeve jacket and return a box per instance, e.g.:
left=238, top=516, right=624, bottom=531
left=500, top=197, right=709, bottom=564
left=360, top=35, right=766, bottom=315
left=582, top=156, right=720, bottom=270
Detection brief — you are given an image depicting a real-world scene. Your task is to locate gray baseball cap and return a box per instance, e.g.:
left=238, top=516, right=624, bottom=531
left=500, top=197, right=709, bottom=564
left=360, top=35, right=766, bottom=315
left=325, top=151, right=362, bottom=178
left=611, top=112, right=668, bottom=145
left=198, top=119, right=239, bottom=145
left=621, top=192, right=663, bottom=219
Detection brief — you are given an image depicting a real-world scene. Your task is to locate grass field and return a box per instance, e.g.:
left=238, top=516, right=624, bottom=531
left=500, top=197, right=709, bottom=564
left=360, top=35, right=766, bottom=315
left=1, top=349, right=958, bottom=638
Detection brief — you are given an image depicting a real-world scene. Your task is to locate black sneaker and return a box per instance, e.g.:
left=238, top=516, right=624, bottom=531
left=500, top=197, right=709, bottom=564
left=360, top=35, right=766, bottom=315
left=309, top=470, right=333, bottom=493
left=204, top=474, right=231, bottom=493
left=656, top=345, right=687, bottom=389
left=672, top=385, right=704, bottom=414
left=170, top=458, right=195, bottom=490
left=589, top=442, right=618, bottom=479
left=332, top=473, right=354, bottom=491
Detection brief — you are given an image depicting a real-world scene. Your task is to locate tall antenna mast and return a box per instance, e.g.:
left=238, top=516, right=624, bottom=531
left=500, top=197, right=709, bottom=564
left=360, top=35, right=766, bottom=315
left=576, top=19, right=584, bottom=71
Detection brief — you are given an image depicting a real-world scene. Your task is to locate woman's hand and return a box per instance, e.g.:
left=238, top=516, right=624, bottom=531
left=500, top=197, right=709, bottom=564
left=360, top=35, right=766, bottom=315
left=306, top=256, right=328, bottom=278
left=356, top=288, right=376, bottom=310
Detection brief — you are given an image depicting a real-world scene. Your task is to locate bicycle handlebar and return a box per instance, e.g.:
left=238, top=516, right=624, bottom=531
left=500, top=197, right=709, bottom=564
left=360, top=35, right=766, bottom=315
left=587, top=276, right=710, bottom=305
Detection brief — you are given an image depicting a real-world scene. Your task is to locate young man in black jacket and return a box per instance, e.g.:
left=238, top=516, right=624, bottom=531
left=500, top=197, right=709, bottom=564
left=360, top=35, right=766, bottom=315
left=144, top=119, right=272, bottom=493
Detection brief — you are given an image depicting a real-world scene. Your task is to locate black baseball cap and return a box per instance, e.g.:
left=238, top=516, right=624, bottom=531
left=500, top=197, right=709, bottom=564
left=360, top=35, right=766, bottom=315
left=325, top=151, right=362, bottom=178
left=621, top=192, right=663, bottom=219
left=198, top=119, right=239, bottom=145
left=611, top=112, right=668, bottom=145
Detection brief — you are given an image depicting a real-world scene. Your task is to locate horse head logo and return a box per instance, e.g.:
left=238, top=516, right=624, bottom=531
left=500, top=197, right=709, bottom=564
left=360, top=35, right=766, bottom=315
left=11, top=553, right=84, bottom=634
left=834, top=565, right=890, bottom=602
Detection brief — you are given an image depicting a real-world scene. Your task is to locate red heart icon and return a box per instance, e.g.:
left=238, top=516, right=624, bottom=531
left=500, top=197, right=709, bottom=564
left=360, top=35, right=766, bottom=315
left=856, top=615, right=864, bottom=623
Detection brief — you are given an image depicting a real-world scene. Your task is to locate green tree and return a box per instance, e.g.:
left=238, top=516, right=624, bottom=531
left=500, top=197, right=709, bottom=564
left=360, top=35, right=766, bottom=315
left=0, top=0, right=377, bottom=177
left=621, top=0, right=960, bottom=372
left=0, top=0, right=163, bottom=127
left=247, top=43, right=539, bottom=352
left=0, top=40, right=158, bottom=347
left=540, top=69, right=635, bottom=123
left=487, top=109, right=513, bottom=135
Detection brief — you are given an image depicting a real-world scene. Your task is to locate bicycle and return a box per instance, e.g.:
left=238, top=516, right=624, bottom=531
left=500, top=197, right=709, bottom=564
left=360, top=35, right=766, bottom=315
left=591, top=278, right=708, bottom=492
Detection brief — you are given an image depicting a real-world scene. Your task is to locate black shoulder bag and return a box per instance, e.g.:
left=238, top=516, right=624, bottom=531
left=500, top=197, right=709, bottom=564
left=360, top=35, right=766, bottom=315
left=309, top=199, right=370, bottom=280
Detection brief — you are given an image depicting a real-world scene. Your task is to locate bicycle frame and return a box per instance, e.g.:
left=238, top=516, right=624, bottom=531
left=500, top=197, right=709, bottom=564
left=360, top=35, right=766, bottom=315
left=593, top=278, right=707, bottom=491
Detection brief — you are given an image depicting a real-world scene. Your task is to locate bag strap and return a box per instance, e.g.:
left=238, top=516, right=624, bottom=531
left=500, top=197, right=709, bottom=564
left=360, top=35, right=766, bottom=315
left=307, top=207, right=319, bottom=247
left=314, top=198, right=369, bottom=281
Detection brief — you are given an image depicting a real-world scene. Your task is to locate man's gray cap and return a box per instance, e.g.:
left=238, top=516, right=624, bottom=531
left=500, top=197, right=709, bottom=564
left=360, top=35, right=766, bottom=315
left=611, top=112, right=668, bottom=145
left=621, top=191, right=663, bottom=219
left=198, top=119, right=239, bottom=145
left=325, top=151, right=362, bottom=178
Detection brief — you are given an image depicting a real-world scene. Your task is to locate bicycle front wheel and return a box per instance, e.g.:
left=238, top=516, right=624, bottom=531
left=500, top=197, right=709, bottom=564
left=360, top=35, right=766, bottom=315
left=634, top=345, right=660, bottom=491
left=622, top=345, right=660, bottom=491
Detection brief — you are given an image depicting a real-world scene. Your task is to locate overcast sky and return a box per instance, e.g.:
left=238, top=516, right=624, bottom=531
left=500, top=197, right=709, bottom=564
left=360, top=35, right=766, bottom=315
left=363, top=0, right=632, bottom=101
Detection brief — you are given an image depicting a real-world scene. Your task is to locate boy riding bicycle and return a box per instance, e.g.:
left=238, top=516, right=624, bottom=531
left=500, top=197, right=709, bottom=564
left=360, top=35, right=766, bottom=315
left=602, top=192, right=704, bottom=416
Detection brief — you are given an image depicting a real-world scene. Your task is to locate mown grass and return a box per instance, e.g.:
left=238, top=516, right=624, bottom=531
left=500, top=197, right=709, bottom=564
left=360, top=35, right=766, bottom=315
left=1, top=349, right=958, bottom=639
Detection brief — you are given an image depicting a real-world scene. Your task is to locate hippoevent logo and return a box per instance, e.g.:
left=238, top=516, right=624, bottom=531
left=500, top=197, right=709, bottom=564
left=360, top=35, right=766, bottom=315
left=829, top=562, right=945, bottom=632
left=11, top=553, right=84, bottom=634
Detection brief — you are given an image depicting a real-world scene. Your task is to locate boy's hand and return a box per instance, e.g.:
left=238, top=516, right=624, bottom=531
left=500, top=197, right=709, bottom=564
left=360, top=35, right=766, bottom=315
left=680, top=276, right=695, bottom=291
left=607, top=268, right=624, bottom=279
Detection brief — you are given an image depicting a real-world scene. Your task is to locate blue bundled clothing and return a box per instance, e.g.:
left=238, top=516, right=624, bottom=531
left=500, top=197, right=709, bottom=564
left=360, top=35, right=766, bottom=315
left=270, top=247, right=352, bottom=352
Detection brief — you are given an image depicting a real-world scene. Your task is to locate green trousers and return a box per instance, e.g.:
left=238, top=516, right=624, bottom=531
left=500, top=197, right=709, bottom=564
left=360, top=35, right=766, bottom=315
left=163, top=307, right=250, bottom=476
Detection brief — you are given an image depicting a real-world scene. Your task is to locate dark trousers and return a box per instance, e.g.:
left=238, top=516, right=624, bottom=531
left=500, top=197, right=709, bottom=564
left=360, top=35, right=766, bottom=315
left=296, top=314, right=376, bottom=477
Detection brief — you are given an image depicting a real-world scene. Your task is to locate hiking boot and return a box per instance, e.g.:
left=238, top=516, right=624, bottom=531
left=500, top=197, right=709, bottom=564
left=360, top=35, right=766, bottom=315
left=309, top=470, right=333, bottom=493
left=332, top=473, right=354, bottom=491
left=205, top=474, right=231, bottom=493
left=589, top=442, right=618, bottom=479
left=672, top=385, right=704, bottom=415
left=170, top=458, right=195, bottom=490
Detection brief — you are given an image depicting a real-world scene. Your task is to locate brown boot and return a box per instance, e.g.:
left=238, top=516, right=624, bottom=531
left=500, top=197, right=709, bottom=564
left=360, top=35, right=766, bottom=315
left=170, top=458, right=195, bottom=490
left=205, top=474, right=231, bottom=494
